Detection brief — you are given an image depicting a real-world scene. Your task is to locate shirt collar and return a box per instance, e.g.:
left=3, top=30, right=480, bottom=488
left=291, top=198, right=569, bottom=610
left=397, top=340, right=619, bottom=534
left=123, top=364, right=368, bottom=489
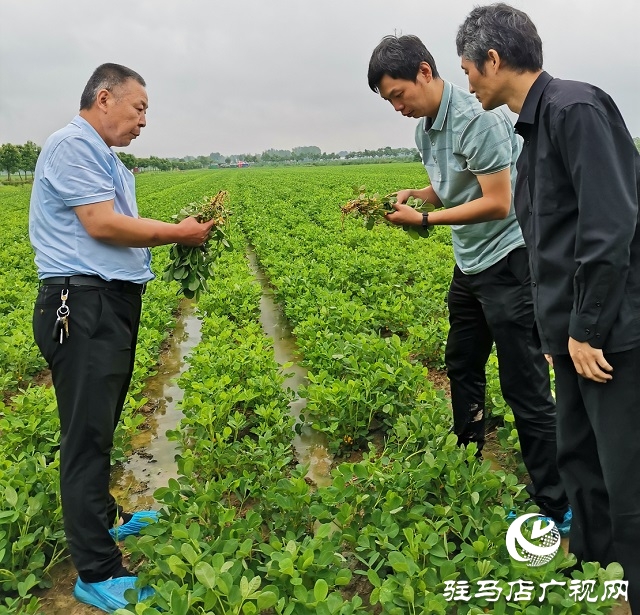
left=425, top=80, right=452, bottom=133
left=70, top=115, right=111, bottom=150
left=516, top=71, right=553, bottom=128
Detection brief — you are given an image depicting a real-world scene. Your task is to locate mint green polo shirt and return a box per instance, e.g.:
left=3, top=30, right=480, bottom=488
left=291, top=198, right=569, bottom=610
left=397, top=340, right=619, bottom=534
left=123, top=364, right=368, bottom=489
left=415, top=81, right=524, bottom=274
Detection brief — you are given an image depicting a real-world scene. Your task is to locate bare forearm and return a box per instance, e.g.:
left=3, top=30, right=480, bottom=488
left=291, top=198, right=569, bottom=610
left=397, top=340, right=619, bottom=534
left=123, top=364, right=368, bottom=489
left=428, top=195, right=510, bottom=226
left=74, top=201, right=213, bottom=248
left=428, top=169, right=512, bottom=226
left=391, top=193, right=511, bottom=228
left=88, top=214, right=186, bottom=247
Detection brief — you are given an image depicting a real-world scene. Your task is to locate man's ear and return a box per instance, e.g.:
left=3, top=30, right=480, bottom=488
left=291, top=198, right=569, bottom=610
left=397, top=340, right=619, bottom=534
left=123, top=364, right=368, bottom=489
left=418, top=61, right=434, bottom=81
left=95, top=88, right=111, bottom=113
left=486, top=49, right=502, bottom=72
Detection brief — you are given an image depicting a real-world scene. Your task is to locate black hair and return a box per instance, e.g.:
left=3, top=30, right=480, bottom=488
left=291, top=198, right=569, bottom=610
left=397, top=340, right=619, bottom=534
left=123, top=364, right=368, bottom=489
left=79, top=63, right=146, bottom=110
left=456, top=3, right=543, bottom=73
left=368, top=34, right=439, bottom=92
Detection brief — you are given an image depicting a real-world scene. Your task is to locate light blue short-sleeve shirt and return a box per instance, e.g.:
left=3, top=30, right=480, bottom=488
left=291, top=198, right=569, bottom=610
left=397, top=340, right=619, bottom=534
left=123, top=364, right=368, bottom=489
left=29, top=115, right=154, bottom=283
left=415, top=81, right=525, bottom=274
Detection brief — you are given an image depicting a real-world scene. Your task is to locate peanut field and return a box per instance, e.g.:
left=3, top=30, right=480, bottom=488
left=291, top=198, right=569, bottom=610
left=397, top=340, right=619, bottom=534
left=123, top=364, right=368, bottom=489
left=0, top=166, right=620, bottom=615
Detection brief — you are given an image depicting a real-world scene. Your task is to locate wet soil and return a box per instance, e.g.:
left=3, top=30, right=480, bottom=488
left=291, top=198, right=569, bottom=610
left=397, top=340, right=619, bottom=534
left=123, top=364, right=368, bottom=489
left=110, top=302, right=201, bottom=509
left=246, top=248, right=333, bottom=487
left=29, top=282, right=631, bottom=615
left=35, top=301, right=200, bottom=613
left=34, top=253, right=335, bottom=611
left=34, top=560, right=107, bottom=615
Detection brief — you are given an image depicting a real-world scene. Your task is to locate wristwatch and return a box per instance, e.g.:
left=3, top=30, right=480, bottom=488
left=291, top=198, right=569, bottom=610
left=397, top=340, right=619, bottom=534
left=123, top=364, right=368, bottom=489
left=421, top=212, right=430, bottom=228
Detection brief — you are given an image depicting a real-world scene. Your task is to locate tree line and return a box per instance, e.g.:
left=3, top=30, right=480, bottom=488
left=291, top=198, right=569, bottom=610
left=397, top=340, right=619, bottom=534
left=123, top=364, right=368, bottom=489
left=1, top=141, right=425, bottom=180
left=4, top=138, right=640, bottom=180
left=20, top=139, right=640, bottom=178
left=120, top=146, right=420, bottom=169
left=0, top=142, right=41, bottom=180
left=0, top=143, right=211, bottom=178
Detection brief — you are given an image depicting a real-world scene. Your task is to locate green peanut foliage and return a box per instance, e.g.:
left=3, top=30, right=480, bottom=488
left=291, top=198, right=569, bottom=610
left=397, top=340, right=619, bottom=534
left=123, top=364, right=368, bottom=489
left=162, top=191, right=234, bottom=300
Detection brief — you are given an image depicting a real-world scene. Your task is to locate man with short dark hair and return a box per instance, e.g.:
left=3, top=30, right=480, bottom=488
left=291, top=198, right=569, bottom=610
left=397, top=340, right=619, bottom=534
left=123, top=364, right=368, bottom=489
left=30, top=63, right=214, bottom=612
left=367, top=35, right=570, bottom=531
left=457, top=5, right=640, bottom=610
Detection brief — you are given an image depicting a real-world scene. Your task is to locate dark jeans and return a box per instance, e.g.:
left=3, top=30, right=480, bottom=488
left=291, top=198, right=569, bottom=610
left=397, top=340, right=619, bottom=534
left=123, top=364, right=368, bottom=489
left=554, top=348, right=640, bottom=612
left=445, top=248, right=568, bottom=520
left=33, top=284, right=142, bottom=583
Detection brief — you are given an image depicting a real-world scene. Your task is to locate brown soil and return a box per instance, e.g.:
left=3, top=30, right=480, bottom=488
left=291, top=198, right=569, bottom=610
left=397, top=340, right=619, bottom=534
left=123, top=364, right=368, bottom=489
left=2, top=369, right=52, bottom=405
left=341, top=563, right=380, bottom=614
left=426, top=366, right=451, bottom=399
left=33, top=560, right=105, bottom=615
left=610, top=602, right=632, bottom=615
left=31, top=368, right=53, bottom=387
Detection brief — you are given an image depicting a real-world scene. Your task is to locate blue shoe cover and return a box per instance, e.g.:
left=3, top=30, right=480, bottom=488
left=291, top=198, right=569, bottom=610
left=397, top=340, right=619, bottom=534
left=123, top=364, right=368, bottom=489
left=555, top=507, right=572, bottom=538
left=74, top=576, right=154, bottom=613
left=505, top=503, right=571, bottom=537
left=109, top=510, right=160, bottom=540
left=505, top=499, right=534, bottom=521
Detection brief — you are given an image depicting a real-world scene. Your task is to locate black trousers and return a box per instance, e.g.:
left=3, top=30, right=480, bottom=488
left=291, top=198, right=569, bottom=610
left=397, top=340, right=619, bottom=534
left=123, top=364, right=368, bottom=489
left=553, top=348, right=640, bottom=612
left=445, top=248, right=568, bottom=520
left=33, top=284, right=142, bottom=583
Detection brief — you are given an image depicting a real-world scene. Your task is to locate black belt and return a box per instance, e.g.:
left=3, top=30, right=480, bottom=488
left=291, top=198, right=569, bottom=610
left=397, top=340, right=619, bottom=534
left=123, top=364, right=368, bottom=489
left=40, top=275, right=146, bottom=295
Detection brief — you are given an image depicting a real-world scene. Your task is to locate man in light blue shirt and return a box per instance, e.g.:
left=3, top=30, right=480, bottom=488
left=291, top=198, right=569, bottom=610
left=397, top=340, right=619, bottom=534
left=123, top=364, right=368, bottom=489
left=30, top=63, right=213, bottom=612
left=30, top=115, right=154, bottom=283
left=368, top=35, right=571, bottom=532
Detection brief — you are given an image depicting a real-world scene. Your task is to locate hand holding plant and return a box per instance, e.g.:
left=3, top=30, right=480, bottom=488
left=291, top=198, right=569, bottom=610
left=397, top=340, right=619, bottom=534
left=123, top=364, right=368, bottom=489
left=162, top=191, right=233, bottom=299
left=340, top=185, right=434, bottom=238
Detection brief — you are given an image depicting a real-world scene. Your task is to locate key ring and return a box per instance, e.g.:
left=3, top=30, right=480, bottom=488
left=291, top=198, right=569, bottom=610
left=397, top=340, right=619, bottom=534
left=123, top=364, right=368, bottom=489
left=57, top=305, right=70, bottom=318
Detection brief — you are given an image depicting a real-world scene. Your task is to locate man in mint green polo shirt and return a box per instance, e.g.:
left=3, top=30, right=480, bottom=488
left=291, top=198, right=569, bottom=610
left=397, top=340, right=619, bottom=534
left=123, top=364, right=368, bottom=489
left=368, top=34, right=571, bottom=532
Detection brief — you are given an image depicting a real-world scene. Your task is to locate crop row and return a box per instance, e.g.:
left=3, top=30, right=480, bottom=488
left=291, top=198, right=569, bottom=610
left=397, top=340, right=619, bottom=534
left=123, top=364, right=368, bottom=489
left=229, top=165, right=506, bottom=454
left=1, top=168, right=618, bottom=614
left=120, top=168, right=616, bottom=614
left=0, top=176, right=213, bottom=613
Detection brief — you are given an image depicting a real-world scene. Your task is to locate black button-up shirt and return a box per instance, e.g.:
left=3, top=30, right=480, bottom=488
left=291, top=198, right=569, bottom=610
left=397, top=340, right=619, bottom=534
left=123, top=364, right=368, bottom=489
left=514, top=71, right=640, bottom=355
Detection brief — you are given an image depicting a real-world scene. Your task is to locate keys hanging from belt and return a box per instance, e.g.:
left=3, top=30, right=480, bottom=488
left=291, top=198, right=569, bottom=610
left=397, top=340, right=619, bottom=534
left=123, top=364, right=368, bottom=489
left=53, top=289, right=70, bottom=344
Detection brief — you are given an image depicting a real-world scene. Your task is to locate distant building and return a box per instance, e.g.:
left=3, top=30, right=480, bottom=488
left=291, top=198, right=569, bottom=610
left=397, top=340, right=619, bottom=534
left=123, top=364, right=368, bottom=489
left=237, top=161, right=250, bottom=168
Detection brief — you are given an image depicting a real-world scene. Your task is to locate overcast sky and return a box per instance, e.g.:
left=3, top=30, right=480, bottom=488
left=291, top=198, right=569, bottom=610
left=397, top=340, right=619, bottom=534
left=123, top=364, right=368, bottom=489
left=1, top=0, right=638, bottom=158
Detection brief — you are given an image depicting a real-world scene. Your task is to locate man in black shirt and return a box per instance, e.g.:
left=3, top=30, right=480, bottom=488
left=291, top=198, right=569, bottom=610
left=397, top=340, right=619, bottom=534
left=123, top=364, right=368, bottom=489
left=457, top=3, right=640, bottom=610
